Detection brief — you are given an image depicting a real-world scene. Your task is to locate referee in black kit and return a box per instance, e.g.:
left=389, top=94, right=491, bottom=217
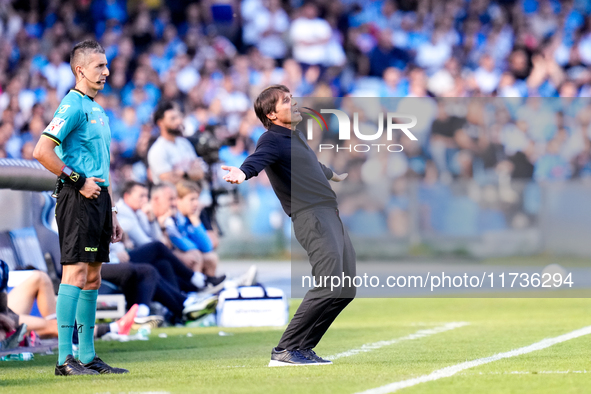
left=222, top=85, right=356, bottom=366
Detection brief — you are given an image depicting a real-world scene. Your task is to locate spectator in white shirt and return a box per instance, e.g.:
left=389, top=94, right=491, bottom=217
left=241, top=0, right=264, bottom=46
left=473, top=54, right=501, bottom=94
left=173, top=53, right=200, bottom=94
left=147, top=101, right=205, bottom=185
left=289, top=2, right=332, bottom=68
left=42, top=51, right=75, bottom=98
left=415, top=29, right=452, bottom=75
left=213, top=75, right=250, bottom=134
left=252, top=0, right=290, bottom=60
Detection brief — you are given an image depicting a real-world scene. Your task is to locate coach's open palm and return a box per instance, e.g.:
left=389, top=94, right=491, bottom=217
left=80, top=177, right=104, bottom=199
left=221, top=165, right=246, bottom=184
left=330, top=172, right=348, bottom=182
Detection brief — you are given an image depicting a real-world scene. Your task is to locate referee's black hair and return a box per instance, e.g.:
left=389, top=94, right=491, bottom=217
left=254, top=84, right=290, bottom=129
left=153, top=100, right=176, bottom=125
left=70, top=39, right=105, bottom=74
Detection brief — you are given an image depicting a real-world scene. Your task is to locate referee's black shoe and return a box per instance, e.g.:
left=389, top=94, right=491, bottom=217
left=55, top=355, right=99, bottom=376
left=298, top=348, right=333, bottom=364
left=268, top=347, right=319, bottom=367
left=83, top=355, right=129, bottom=374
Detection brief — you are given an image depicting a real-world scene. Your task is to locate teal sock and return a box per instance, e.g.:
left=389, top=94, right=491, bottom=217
left=56, top=284, right=81, bottom=365
left=76, top=289, right=98, bottom=364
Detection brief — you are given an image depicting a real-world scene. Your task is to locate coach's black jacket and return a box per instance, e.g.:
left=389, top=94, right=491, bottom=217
left=239, top=124, right=337, bottom=217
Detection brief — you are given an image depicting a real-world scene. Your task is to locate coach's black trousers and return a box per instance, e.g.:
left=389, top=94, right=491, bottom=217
left=278, top=206, right=356, bottom=351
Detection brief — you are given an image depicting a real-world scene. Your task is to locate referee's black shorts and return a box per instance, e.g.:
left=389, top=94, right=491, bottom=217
left=56, top=183, right=112, bottom=264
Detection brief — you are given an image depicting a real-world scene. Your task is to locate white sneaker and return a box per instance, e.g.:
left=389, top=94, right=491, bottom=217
left=100, top=332, right=130, bottom=342
left=133, top=315, right=164, bottom=328
left=224, top=265, right=258, bottom=289
left=240, top=265, right=258, bottom=287
left=184, top=292, right=204, bottom=306
left=182, top=294, right=218, bottom=320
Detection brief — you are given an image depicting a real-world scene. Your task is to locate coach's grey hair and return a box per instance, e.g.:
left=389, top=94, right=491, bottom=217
left=70, top=39, right=105, bottom=75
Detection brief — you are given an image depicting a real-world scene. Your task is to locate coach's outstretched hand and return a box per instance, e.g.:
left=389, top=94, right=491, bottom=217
left=330, top=172, right=348, bottom=182
left=80, top=177, right=104, bottom=199
left=221, top=165, right=246, bottom=184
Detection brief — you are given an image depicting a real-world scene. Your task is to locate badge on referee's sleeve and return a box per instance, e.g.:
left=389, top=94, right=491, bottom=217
left=44, top=117, right=66, bottom=136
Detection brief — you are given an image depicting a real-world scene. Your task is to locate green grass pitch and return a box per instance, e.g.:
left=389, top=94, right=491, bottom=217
left=1, top=298, right=590, bottom=393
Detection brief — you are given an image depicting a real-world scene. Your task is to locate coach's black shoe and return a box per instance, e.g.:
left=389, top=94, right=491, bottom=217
left=298, top=348, right=333, bottom=364
left=55, top=355, right=99, bottom=376
left=268, top=347, right=319, bottom=367
left=83, top=355, right=129, bottom=374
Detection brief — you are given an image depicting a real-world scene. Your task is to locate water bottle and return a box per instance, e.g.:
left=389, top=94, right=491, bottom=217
left=138, top=327, right=151, bottom=339
left=1, top=352, right=34, bottom=361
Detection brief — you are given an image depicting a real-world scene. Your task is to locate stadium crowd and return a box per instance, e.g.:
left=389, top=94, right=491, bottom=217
left=1, top=0, right=591, bottom=239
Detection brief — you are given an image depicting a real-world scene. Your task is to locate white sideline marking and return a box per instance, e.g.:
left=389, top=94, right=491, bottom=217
left=356, top=325, right=591, bottom=394
left=461, top=370, right=589, bottom=375
left=327, top=322, right=469, bottom=361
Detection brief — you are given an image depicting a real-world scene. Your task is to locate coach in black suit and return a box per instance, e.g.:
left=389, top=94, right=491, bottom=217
left=222, top=84, right=356, bottom=366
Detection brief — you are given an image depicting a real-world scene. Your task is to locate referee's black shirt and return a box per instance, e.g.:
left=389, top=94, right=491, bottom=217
left=239, top=124, right=338, bottom=217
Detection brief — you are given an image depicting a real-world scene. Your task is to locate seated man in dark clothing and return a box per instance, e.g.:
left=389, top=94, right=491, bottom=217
left=127, top=241, right=200, bottom=294
left=116, top=181, right=224, bottom=291
left=104, top=242, right=218, bottom=323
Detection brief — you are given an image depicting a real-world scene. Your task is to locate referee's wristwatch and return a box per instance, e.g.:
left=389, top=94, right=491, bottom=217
left=111, top=206, right=118, bottom=214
